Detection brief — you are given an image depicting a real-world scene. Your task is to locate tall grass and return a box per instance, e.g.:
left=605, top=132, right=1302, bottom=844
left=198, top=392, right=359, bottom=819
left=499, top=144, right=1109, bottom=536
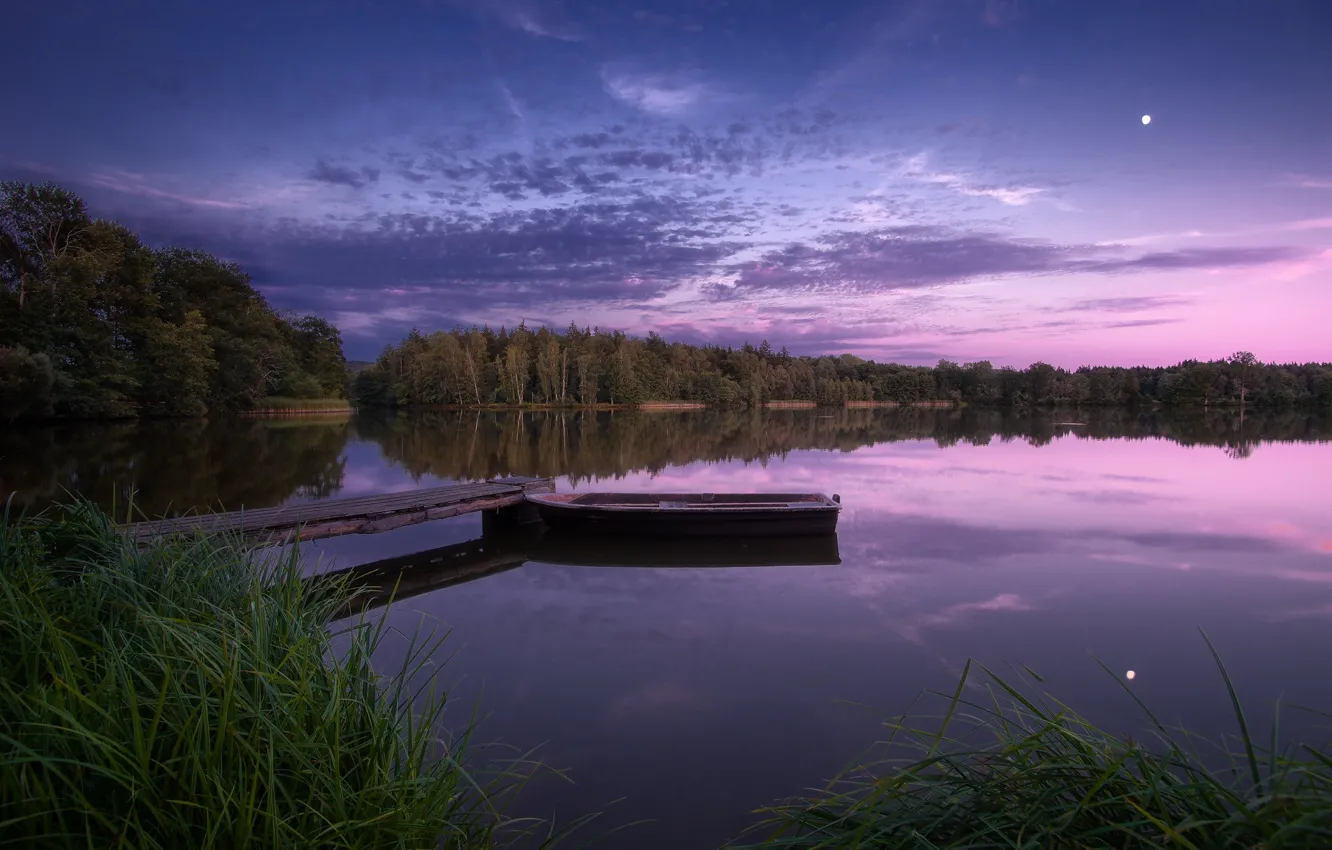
left=0, top=499, right=567, bottom=849
left=249, top=396, right=353, bottom=411
left=735, top=654, right=1332, bottom=849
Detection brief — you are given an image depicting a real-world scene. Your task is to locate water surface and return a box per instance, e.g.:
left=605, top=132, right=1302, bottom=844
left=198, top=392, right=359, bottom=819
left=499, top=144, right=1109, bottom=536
left=4, top=407, right=1332, bottom=848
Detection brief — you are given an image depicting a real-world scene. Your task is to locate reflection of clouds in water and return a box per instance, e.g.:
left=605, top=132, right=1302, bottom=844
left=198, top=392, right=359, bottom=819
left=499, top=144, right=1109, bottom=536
left=1101, top=472, right=1170, bottom=484
left=586, top=437, right=1332, bottom=561
left=1258, top=522, right=1332, bottom=555
left=336, top=466, right=445, bottom=497
left=608, top=681, right=708, bottom=721
left=337, top=440, right=449, bottom=492
left=837, top=566, right=906, bottom=600
left=1089, top=552, right=1192, bottom=570
left=851, top=589, right=1040, bottom=683
left=895, top=593, right=1034, bottom=646
left=1265, top=521, right=1302, bottom=538
left=1119, top=531, right=1285, bottom=554
left=454, top=506, right=1327, bottom=653
left=345, top=432, right=1332, bottom=724
left=839, top=513, right=1068, bottom=563
left=852, top=588, right=1038, bottom=650
left=1054, top=488, right=1171, bottom=505
left=1268, top=567, right=1332, bottom=586
left=1268, top=602, right=1332, bottom=621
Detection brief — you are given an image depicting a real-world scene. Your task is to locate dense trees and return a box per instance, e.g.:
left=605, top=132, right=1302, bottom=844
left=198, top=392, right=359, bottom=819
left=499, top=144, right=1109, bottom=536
left=0, top=182, right=347, bottom=422
left=5, top=179, right=1326, bottom=421
left=1, top=417, right=349, bottom=515
left=355, top=326, right=1332, bottom=411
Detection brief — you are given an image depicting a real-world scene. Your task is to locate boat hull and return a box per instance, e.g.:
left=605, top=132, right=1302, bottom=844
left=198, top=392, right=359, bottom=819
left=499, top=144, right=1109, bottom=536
left=528, top=493, right=840, bottom=537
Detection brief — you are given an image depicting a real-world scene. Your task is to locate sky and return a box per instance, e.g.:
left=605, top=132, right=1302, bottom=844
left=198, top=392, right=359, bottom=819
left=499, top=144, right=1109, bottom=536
left=2, top=0, right=1330, bottom=365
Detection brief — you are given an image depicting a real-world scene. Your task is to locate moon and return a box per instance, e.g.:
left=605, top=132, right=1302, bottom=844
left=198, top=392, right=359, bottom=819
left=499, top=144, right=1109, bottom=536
left=1126, top=670, right=1137, bottom=680
left=1141, top=115, right=1152, bottom=125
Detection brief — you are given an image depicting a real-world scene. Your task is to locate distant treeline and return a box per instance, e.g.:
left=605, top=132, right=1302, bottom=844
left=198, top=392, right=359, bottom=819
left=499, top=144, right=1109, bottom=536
left=0, top=181, right=347, bottom=422
left=354, top=325, right=1332, bottom=410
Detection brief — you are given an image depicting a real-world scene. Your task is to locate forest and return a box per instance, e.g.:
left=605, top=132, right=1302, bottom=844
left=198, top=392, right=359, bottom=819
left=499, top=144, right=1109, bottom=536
left=353, top=325, right=1332, bottom=410
left=5, top=180, right=1331, bottom=423
left=0, top=181, right=346, bottom=422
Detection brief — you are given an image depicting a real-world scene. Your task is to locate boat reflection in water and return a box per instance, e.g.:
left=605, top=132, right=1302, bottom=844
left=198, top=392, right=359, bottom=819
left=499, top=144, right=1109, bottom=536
left=527, top=492, right=842, bottom=537
left=318, top=525, right=840, bottom=618
left=530, top=530, right=840, bottom=568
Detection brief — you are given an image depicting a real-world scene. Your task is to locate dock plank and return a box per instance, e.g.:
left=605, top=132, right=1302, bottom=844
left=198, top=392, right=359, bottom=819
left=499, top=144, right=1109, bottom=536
left=123, top=477, right=554, bottom=545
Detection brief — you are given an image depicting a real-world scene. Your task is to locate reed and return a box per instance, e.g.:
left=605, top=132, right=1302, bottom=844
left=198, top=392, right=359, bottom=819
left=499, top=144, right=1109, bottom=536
left=248, top=396, right=354, bottom=411
left=734, top=651, right=1332, bottom=848
left=0, top=498, right=576, bottom=849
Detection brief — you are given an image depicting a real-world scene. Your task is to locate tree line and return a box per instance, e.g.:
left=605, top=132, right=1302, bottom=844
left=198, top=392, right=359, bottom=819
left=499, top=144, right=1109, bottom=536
left=0, top=181, right=347, bottom=422
left=353, top=325, right=1332, bottom=410
left=5, top=179, right=1326, bottom=421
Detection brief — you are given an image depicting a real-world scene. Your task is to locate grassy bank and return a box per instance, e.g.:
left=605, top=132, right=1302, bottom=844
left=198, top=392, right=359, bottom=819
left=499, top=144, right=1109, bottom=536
left=736, top=656, right=1332, bottom=848
left=0, top=500, right=552, bottom=849
left=245, top=396, right=354, bottom=414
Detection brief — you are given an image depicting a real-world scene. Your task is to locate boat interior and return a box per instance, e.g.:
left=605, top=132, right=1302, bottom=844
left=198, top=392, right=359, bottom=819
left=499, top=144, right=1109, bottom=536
left=534, top=492, right=839, bottom=508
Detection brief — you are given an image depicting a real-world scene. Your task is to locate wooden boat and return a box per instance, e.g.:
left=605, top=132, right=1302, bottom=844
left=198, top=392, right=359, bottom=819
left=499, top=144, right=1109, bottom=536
left=526, top=492, right=841, bottom=537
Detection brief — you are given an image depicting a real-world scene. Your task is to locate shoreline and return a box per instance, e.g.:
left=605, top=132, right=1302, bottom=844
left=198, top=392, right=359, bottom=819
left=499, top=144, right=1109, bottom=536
left=11, top=399, right=1332, bottom=426
left=238, top=408, right=355, bottom=416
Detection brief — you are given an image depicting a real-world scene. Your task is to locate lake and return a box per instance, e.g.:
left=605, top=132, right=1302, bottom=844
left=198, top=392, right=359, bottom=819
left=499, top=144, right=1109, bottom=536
left=4, top=406, right=1332, bottom=848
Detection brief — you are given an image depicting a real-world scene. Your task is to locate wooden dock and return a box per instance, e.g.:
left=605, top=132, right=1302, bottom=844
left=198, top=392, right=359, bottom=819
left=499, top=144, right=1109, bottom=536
left=314, top=536, right=531, bottom=618
left=313, top=525, right=842, bottom=617
left=123, top=477, right=554, bottom=546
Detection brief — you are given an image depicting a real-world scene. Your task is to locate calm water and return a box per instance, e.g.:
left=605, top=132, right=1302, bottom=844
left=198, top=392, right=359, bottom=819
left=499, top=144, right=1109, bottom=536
left=5, top=407, right=1332, bottom=847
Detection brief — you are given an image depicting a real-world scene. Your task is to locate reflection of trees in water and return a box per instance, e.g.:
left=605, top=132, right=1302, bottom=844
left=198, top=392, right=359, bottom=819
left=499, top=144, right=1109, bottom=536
left=2, top=407, right=1325, bottom=513
left=0, top=417, right=348, bottom=516
left=357, top=406, right=1332, bottom=482
left=1064, top=407, right=1324, bottom=459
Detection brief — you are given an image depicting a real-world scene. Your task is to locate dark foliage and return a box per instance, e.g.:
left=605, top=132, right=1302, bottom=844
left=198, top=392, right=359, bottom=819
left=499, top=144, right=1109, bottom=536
left=356, top=324, right=1332, bottom=410
left=0, top=182, right=347, bottom=421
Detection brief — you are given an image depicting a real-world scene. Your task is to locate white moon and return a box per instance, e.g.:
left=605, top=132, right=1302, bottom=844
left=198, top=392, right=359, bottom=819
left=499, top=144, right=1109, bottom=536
left=1141, top=115, right=1152, bottom=125
left=1126, top=670, right=1137, bottom=680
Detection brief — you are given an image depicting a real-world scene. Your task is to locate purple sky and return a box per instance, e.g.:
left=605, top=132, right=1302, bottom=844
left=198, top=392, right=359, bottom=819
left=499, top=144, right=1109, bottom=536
left=3, top=0, right=1330, bottom=364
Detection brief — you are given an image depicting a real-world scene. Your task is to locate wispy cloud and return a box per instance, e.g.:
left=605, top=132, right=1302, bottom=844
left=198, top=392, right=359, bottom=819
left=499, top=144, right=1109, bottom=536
left=1287, top=174, right=1332, bottom=190
left=1064, top=296, right=1192, bottom=313
left=1104, top=318, right=1183, bottom=329
left=496, top=78, right=526, bottom=125
left=1102, top=216, right=1332, bottom=246
left=445, top=0, right=581, bottom=40
left=601, top=67, right=715, bottom=116
left=901, top=152, right=1046, bottom=206
left=504, top=7, right=579, bottom=40
left=1286, top=216, right=1332, bottom=231
left=709, top=226, right=1305, bottom=299
left=308, top=160, right=380, bottom=189
left=87, top=169, right=249, bottom=210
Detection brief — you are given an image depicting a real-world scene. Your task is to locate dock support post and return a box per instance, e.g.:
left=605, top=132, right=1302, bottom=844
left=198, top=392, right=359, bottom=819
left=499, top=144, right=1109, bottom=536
left=482, top=475, right=554, bottom=536
left=482, top=502, right=543, bottom=536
